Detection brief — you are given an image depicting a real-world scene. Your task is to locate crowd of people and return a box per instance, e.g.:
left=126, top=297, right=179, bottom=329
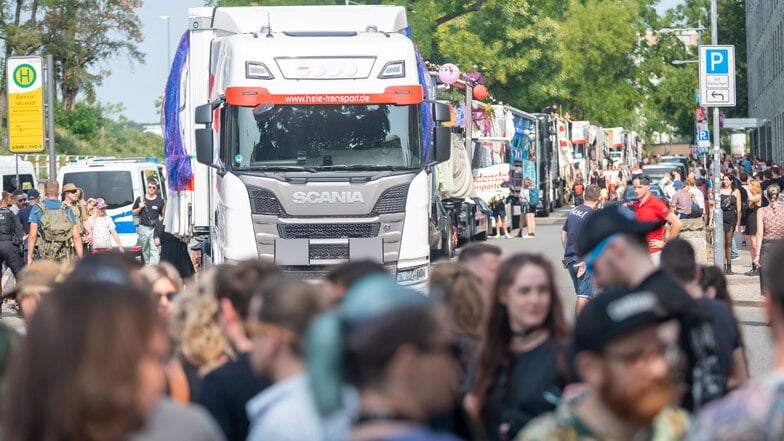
left=0, top=154, right=781, bottom=440
left=0, top=197, right=780, bottom=440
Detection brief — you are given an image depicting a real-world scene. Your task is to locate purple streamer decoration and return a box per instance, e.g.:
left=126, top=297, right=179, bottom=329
left=162, top=31, right=193, bottom=192
left=415, top=47, right=433, bottom=163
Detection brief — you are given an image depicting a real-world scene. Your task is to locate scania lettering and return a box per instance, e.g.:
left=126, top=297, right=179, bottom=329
left=292, top=191, right=365, bottom=204
left=162, top=6, right=450, bottom=288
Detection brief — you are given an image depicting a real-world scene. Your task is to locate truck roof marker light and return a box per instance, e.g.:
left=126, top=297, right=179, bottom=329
left=378, top=61, right=405, bottom=79
left=246, top=62, right=274, bottom=80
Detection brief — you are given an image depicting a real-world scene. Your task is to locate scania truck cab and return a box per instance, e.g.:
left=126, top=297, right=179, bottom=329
left=164, top=6, right=449, bottom=288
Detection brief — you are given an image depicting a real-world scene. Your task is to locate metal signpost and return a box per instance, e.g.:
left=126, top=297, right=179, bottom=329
left=701, top=0, right=736, bottom=267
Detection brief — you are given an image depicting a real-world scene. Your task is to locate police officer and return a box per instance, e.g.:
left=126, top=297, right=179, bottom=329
left=0, top=193, right=24, bottom=283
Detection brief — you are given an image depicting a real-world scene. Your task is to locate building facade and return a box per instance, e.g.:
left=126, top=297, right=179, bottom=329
left=747, top=0, right=782, bottom=162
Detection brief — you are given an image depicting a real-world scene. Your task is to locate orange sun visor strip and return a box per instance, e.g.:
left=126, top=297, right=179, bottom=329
left=225, top=85, right=423, bottom=106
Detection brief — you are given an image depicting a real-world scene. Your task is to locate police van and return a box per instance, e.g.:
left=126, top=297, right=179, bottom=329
left=57, top=158, right=167, bottom=253
left=0, top=156, right=38, bottom=194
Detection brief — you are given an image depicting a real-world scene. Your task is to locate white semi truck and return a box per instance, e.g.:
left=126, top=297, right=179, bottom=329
left=163, top=6, right=450, bottom=287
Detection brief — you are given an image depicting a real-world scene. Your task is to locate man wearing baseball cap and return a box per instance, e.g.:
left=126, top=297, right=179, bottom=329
left=632, top=174, right=682, bottom=265
left=517, top=288, right=689, bottom=441
left=576, top=205, right=726, bottom=411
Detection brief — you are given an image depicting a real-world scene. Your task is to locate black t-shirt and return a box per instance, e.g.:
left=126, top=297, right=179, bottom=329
left=483, top=338, right=571, bottom=441
left=698, top=297, right=742, bottom=381
left=562, top=204, right=594, bottom=265
left=195, top=353, right=270, bottom=441
left=133, top=194, right=165, bottom=226
left=636, top=271, right=726, bottom=410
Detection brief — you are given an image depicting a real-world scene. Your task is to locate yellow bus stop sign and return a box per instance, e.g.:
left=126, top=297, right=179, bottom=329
left=7, top=56, right=45, bottom=153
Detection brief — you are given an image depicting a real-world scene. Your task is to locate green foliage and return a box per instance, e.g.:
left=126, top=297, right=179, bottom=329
left=55, top=103, right=103, bottom=141
left=195, top=0, right=750, bottom=149
left=0, top=0, right=144, bottom=113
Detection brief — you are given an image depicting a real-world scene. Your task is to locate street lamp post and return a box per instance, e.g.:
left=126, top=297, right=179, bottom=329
left=710, top=0, right=725, bottom=269
left=160, top=15, right=171, bottom=67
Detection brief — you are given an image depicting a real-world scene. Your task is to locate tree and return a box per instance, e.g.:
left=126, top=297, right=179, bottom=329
left=433, top=0, right=566, bottom=110
left=40, top=0, right=144, bottom=110
left=717, top=0, right=746, bottom=118
left=557, top=0, right=651, bottom=127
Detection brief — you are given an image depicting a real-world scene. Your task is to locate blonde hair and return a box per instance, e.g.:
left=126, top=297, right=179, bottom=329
left=429, top=262, right=485, bottom=338
left=169, top=267, right=232, bottom=377
left=139, top=262, right=183, bottom=293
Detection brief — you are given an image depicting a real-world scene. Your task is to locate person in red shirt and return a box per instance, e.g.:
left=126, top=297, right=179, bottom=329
left=632, top=175, right=682, bottom=265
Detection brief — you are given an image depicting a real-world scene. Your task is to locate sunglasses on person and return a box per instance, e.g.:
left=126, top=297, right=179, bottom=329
left=64, top=189, right=77, bottom=194
left=153, top=290, right=177, bottom=302
left=16, top=197, right=27, bottom=203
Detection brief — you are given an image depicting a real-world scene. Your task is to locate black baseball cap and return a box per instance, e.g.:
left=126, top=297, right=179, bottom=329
left=576, top=205, right=661, bottom=257
left=575, top=287, right=671, bottom=353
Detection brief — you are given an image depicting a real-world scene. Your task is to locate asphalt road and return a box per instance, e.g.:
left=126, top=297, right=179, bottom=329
left=478, top=206, right=774, bottom=378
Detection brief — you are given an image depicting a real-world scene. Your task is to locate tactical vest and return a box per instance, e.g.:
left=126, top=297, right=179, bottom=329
left=0, top=208, right=14, bottom=241
left=35, top=202, right=74, bottom=262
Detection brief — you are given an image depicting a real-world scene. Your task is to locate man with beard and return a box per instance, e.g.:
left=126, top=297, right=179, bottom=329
left=575, top=206, right=726, bottom=411
left=517, top=288, right=690, bottom=440
left=687, top=240, right=784, bottom=441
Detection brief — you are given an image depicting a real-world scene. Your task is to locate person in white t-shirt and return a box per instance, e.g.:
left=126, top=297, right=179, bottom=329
left=88, top=198, right=124, bottom=253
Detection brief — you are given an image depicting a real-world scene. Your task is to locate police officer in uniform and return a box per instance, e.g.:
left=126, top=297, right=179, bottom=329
left=0, top=198, right=24, bottom=281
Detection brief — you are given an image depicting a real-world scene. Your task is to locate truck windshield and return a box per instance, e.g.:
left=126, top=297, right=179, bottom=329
left=227, top=104, right=422, bottom=171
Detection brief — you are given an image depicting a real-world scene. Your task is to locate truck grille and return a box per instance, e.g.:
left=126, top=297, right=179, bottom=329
left=248, top=188, right=284, bottom=216
left=309, top=243, right=349, bottom=260
left=372, top=184, right=409, bottom=215
left=278, top=223, right=379, bottom=239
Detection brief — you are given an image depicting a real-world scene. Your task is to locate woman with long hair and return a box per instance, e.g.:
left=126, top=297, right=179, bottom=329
left=139, top=261, right=183, bottom=320
left=719, top=174, right=742, bottom=274
left=166, top=267, right=232, bottom=403
left=743, top=179, right=763, bottom=276
left=2, top=280, right=165, bottom=441
left=429, top=262, right=486, bottom=385
left=519, top=178, right=537, bottom=238
left=754, top=184, right=784, bottom=293
left=467, top=253, right=571, bottom=441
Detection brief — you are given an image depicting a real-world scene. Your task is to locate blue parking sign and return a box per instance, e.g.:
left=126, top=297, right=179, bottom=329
left=706, top=49, right=729, bottom=74
left=698, top=130, right=710, bottom=141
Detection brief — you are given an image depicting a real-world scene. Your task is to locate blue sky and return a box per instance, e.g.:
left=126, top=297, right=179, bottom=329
left=94, top=0, right=685, bottom=124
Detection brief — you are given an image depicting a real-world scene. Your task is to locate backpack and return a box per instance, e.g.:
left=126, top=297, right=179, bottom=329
left=35, top=202, right=74, bottom=261
left=528, top=188, right=540, bottom=206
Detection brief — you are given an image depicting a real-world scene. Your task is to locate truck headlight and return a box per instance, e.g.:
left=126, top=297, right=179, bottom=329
left=396, top=264, right=428, bottom=285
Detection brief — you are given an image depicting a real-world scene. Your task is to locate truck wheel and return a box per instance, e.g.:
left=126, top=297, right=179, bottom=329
left=476, top=227, right=488, bottom=241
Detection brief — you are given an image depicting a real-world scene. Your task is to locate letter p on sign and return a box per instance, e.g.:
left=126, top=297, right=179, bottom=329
left=706, top=49, right=729, bottom=74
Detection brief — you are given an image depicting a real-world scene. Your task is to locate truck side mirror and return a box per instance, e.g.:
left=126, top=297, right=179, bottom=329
left=195, top=103, right=213, bottom=124
left=195, top=128, right=214, bottom=166
left=432, top=102, right=450, bottom=122
left=433, top=126, right=451, bottom=163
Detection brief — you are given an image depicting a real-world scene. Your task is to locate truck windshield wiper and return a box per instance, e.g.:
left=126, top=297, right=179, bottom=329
left=316, top=165, right=408, bottom=171
left=253, top=165, right=318, bottom=173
